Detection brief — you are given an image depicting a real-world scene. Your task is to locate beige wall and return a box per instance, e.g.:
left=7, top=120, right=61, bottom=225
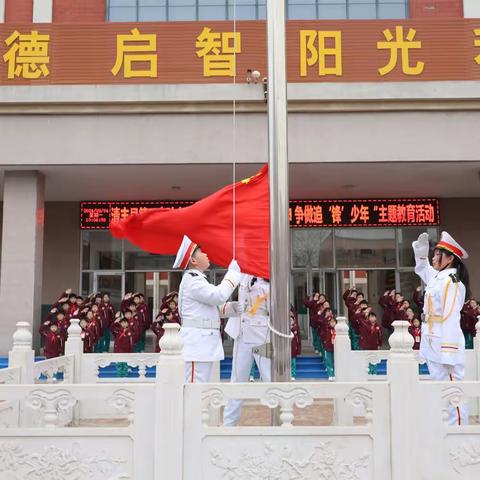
left=440, top=198, right=480, bottom=298
left=42, top=202, right=80, bottom=304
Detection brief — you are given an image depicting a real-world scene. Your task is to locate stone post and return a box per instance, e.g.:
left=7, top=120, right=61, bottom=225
left=154, top=323, right=184, bottom=480
left=65, top=318, right=83, bottom=383
left=334, top=316, right=352, bottom=382
left=388, top=320, right=417, bottom=480
left=8, top=321, right=35, bottom=384
left=334, top=316, right=354, bottom=425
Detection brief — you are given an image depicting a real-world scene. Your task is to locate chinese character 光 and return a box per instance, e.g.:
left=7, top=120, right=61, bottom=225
left=475, top=29, right=480, bottom=65
left=111, top=28, right=157, bottom=78
left=300, top=30, right=342, bottom=77
left=377, top=26, right=424, bottom=76
left=3, top=30, right=50, bottom=80
left=196, top=27, right=241, bottom=77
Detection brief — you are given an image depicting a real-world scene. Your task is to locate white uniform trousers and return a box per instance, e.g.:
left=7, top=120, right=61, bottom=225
left=426, top=359, right=468, bottom=425
left=184, top=361, right=213, bottom=384
left=223, top=340, right=271, bottom=426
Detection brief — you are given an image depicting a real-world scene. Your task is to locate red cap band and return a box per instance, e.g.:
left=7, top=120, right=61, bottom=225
left=180, top=242, right=197, bottom=269
left=436, top=241, right=463, bottom=258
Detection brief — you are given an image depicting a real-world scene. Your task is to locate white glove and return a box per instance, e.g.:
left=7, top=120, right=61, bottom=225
left=236, top=301, right=245, bottom=315
left=412, top=232, right=429, bottom=258
left=228, top=259, right=241, bottom=273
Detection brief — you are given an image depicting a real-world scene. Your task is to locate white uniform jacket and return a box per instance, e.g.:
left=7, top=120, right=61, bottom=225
left=178, top=268, right=240, bottom=362
left=225, top=274, right=270, bottom=345
left=414, top=253, right=466, bottom=366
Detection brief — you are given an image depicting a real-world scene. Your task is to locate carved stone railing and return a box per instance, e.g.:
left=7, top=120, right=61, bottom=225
left=0, top=383, right=153, bottom=429
left=81, top=353, right=160, bottom=383
left=0, top=366, right=21, bottom=384
left=33, top=354, right=75, bottom=383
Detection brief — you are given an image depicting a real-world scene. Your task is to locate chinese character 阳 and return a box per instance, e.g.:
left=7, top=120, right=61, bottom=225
left=300, top=30, right=342, bottom=77
left=111, top=28, right=157, bottom=78
left=377, top=26, right=424, bottom=76
left=196, top=27, right=241, bottom=77
left=3, top=30, right=50, bottom=80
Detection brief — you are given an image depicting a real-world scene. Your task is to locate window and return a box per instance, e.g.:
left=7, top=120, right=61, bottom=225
left=292, top=229, right=334, bottom=268
left=335, top=228, right=396, bottom=268
left=107, top=0, right=267, bottom=21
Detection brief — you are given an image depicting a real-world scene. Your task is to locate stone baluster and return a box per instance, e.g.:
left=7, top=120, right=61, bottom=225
left=388, top=320, right=416, bottom=480
left=8, top=321, right=35, bottom=384
left=65, top=318, right=83, bottom=384
left=154, top=323, right=184, bottom=480
left=333, top=317, right=354, bottom=425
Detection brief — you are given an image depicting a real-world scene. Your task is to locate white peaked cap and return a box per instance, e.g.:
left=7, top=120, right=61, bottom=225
left=436, top=231, right=469, bottom=260
left=173, top=235, right=198, bottom=269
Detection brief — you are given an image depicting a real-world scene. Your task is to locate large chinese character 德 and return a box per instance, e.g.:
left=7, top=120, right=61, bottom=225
left=300, top=30, right=342, bottom=77
left=377, top=26, right=424, bottom=76
left=3, top=30, right=50, bottom=80
left=111, top=28, right=157, bottom=78
left=474, top=29, right=480, bottom=65
left=196, top=27, right=241, bottom=77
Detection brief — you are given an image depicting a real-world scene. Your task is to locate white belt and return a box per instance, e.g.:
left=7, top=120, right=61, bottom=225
left=182, top=318, right=221, bottom=330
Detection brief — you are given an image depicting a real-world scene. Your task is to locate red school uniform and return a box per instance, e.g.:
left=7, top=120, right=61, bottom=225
left=408, top=325, right=422, bottom=350
left=358, top=319, right=383, bottom=350
left=111, top=321, right=134, bottom=353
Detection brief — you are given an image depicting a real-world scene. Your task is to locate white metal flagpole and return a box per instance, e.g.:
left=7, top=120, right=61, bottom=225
left=267, top=0, right=291, bottom=383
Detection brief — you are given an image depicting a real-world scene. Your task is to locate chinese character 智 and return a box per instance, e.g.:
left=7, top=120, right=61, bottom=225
left=111, top=28, right=157, bottom=78
left=3, top=30, right=50, bottom=80
left=300, top=30, right=342, bottom=77
left=377, top=26, right=424, bottom=76
left=196, top=27, right=241, bottom=77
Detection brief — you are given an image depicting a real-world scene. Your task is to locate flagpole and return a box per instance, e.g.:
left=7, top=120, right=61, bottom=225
left=267, top=0, right=291, bottom=384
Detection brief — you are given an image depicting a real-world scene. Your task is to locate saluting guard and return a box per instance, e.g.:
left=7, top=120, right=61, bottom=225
left=223, top=274, right=271, bottom=426
left=412, top=231, right=470, bottom=425
left=174, top=235, right=242, bottom=383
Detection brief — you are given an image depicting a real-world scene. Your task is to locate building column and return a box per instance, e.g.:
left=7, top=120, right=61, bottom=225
left=33, top=0, right=52, bottom=23
left=0, top=171, right=45, bottom=355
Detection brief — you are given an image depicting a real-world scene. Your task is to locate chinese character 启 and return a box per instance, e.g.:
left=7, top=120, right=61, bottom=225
left=111, top=28, right=157, bottom=78
left=377, top=26, right=424, bottom=76
left=3, top=30, right=50, bottom=80
left=196, top=27, right=241, bottom=77
left=300, top=30, right=342, bottom=77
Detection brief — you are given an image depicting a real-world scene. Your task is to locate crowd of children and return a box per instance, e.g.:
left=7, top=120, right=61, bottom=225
left=40, top=289, right=181, bottom=358
left=303, top=294, right=337, bottom=380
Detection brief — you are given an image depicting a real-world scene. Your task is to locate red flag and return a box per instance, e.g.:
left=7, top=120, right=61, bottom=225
left=110, top=165, right=270, bottom=279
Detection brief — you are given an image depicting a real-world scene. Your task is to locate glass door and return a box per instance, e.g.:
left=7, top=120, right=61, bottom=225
left=291, top=271, right=308, bottom=340
left=338, top=269, right=395, bottom=319
left=93, top=273, right=123, bottom=311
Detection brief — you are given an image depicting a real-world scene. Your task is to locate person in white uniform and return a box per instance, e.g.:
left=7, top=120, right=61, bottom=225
left=412, top=231, right=471, bottom=425
left=223, top=274, right=270, bottom=426
left=174, top=235, right=242, bottom=383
